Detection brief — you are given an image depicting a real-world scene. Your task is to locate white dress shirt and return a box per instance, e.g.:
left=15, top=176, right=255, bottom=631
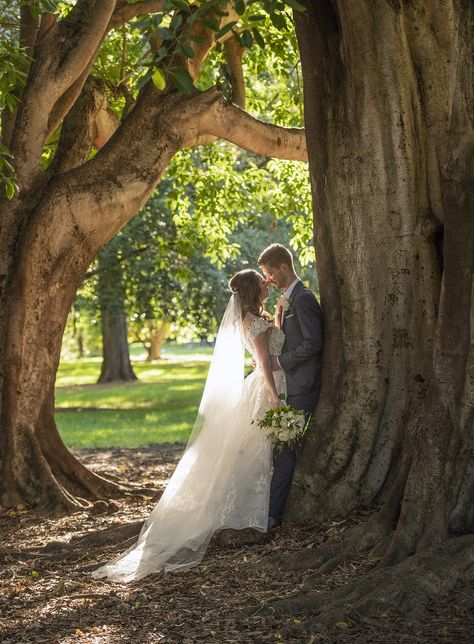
left=283, top=277, right=300, bottom=301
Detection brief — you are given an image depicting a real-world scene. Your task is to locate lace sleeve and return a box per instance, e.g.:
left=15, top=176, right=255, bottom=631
left=246, top=315, right=271, bottom=342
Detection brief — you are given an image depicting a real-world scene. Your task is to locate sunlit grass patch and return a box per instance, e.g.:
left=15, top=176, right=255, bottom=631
left=55, top=355, right=209, bottom=448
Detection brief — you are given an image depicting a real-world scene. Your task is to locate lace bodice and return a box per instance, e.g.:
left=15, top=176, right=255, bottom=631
left=242, top=313, right=285, bottom=357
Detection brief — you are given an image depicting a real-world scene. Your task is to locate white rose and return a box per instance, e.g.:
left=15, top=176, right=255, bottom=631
left=277, top=296, right=291, bottom=312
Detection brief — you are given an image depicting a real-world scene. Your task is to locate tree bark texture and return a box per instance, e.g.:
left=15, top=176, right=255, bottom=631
left=0, top=86, right=185, bottom=510
left=292, top=0, right=473, bottom=558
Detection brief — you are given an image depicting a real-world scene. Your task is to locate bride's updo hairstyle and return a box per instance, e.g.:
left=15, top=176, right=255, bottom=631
left=229, top=269, right=271, bottom=321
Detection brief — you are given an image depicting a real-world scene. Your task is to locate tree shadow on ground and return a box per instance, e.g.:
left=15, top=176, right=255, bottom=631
left=1, top=446, right=473, bottom=643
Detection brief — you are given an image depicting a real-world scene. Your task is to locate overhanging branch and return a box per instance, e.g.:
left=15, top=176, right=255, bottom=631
left=109, top=0, right=165, bottom=30
left=190, top=92, right=307, bottom=162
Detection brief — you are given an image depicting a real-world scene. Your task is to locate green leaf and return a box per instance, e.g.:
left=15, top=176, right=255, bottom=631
left=152, top=69, right=166, bottom=91
left=5, top=180, right=16, bottom=200
left=240, top=30, right=253, bottom=49
left=214, top=21, right=238, bottom=40
left=270, top=12, right=287, bottom=29
left=0, top=144, right=13, bottom=156
left=252, top=27, right=265, bottom=48
left=1, top=158, right=15, bottom=173
left=285, top=0, right=307, bottom=11
left=234, top=0, right=245, bottom=15
left=170, top=12, right=183, bottom=30
left=157, top=27, right=175, bottom=40
left=178, top=42, right=195, bottom=59
left=136, top=69, right=153, bottom=90
left=201, top=18, right=220, bottom=31
left=171, top=68, right=194, bottom=94
left=186, top=34, right=206, bottom=44
left=170, top=0, right=192, bottom=11
left=153, top=47, right=169, bottom=64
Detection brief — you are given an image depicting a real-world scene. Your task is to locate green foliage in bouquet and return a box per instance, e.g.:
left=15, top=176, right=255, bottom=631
left=254, top=405, right=311, bottom=452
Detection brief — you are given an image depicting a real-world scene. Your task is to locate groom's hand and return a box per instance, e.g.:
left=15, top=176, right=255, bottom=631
left=271, top=356, right=283, bottom=371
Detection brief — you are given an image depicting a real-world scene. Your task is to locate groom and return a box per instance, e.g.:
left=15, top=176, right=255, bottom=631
left=258, top=243, right=323, bottom=527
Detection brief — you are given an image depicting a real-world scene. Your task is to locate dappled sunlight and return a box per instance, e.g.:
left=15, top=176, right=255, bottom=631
left=57, top=409, right=195, bottom=448
left=56, top=382, right=204, bottom=410
left=55, top=358, right=209, bottom=449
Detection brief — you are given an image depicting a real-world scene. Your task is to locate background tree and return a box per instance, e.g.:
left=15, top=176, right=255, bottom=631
left=0, top=0, right=307, bottom=511
left=64, top=144, right=314, bottom=362
left=97, top=241, right=138, bottom=383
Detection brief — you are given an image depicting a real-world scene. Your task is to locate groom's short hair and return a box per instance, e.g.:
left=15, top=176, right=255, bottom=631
left=258, top=244, right=294, bottom=270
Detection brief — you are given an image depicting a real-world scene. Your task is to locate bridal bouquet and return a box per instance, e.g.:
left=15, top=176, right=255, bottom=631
left=254, top=405, right=311, bottom=451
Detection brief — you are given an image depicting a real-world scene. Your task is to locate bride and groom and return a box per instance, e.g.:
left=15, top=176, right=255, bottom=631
left=93, top=243, right=323, bottom=582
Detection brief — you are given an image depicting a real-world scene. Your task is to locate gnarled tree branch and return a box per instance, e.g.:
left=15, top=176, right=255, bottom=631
left=189, top=91, right=307, bottom=161
left=47, top=1, right=164, bottom=140
left=183, top=3, right=240, bottom=79
left=224, top=38, right=246, bottom=109
left=50, top=78, right=118, bottom=174
left=109, top=0, right=165, bottom=29
left=54, top=0, right=116, bottom=95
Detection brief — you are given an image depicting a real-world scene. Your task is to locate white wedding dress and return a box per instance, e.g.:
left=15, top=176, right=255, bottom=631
left=92, top=295, right=286, bottom=582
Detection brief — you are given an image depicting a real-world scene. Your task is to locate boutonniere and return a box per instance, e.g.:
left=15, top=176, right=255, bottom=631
left=278, top=296, right=292, bottom=313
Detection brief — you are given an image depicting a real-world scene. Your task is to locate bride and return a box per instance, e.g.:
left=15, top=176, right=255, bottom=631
left=92, top=269, right=286, bottom=582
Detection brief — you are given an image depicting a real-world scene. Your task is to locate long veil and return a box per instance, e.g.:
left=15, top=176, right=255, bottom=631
left=92, top=293, right=270, bottom=582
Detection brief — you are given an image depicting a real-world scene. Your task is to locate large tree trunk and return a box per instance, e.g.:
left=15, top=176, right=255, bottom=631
left=0, top=85, right=184, bottom=510
left=275, top=0, right=473, bottom=620
left=290, top=0, right=446, bottom=521
left=384, top=0, right=474, bottom=562
left=97, top=250, right=137, bottom=383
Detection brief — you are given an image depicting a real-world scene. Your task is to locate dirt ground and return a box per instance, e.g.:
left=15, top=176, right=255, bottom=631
left=0, top=445, right=473, bottom=643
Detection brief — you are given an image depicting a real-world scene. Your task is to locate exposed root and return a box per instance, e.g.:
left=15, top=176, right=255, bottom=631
left=1, top=415, right=155, bottom=513
left=265, top=534, right=474, bottom=626
left=254, top=513, right=390, bottom=573
left=38, top=413, right=153, bottom=501
left=70, top=520, right=144, bottom=547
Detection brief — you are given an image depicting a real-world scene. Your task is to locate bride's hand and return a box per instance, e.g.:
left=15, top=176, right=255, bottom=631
left=270, top=397, right=282, bottom=409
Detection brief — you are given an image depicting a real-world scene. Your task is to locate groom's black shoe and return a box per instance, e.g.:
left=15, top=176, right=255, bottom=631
left=268, top=515, right=282, bottom=529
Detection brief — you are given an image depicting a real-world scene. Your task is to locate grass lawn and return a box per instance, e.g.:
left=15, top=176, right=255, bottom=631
left=55, top=349, right=211, bottom=449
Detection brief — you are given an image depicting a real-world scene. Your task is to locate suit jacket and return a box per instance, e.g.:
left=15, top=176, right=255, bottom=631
left=279, top=280, right=323, bottom=411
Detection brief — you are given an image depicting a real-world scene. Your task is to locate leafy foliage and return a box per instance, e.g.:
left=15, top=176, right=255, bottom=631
left=66, top=142, right=314, bottom=354
left=2, top=0, right=313, bottom=347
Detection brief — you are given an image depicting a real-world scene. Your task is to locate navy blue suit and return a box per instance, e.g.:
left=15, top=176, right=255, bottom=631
left=269, top=280, right=323, bottom=520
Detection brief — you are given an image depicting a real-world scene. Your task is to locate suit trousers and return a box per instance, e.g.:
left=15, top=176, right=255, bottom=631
left=268, top=393, right=318, bottom=520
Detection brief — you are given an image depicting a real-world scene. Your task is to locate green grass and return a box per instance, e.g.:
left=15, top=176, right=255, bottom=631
left=55, top=352, right=210, bottom=449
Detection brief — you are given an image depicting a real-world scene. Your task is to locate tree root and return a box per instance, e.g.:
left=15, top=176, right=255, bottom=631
left=39, top=415, right=155, bottom=502
left=254, top=513, right=389, bottom=573
left=70, top=519, right=144, bottom=547
left=264, top=534, right=474, bottom=626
